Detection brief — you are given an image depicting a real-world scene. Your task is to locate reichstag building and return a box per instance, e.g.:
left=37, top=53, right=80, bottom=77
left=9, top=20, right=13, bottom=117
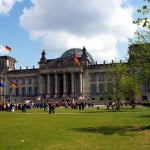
left=0, top=46, right=149, bottom=102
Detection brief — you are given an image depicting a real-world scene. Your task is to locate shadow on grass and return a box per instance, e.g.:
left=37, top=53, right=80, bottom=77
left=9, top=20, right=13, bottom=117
left=72, top=125, right=150, bottom=136
left=139, top=114, right=150, bottom=118
left=78, top=110, right=126, bottom=113
left=77, top=111, right=107, bottom=114
left=78, top=108, right=141, bottom=113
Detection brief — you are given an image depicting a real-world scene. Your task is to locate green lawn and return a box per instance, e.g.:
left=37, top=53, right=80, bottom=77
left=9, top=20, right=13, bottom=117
left=0, top=106, right=150, bottom=150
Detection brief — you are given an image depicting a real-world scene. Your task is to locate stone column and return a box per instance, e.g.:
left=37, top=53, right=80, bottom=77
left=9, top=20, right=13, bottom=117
left=96, top=73, right=99, bottom=93
left=80, top=73, right=83, bottom=94
left=38, top=75, right=43, bottom=95
left=54, top=74, right=58, bottom=98
left=26, top=79, right=28, bottom=97
left=63, top=73, right=67, bottom=97
left=46, top=74, right=50, bottom=98
left=32, top=77, right=35, bottom=96
left=71, top=73, right=75, bottom=97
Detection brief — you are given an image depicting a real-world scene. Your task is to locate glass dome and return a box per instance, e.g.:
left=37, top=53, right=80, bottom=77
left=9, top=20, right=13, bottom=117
left=60, top=48, right=95, bottom=65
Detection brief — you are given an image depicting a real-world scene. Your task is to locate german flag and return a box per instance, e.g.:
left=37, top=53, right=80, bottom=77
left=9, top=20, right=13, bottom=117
left=73, top=52, right=81, bottom=68
left=5, top=45, right=11, bottom=51
left=10, top=82, right=17, bottom=88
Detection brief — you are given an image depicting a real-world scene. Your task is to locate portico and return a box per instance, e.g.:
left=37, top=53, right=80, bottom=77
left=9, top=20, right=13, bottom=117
left=39, top=72, right=83, bottom=99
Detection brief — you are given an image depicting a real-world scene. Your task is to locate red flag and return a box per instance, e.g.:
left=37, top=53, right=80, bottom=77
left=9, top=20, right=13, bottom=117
left=73, top=52, right=81, bottom=68
left=5, top=45, right=11, bottom=51
left=10, top=82, right=17, bottom=88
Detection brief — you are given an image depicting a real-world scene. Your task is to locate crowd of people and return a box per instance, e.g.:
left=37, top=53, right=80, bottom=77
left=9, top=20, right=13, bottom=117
left=0, top=99, right=140, bottom=113
left=0, top=100, right=94, bottom=114
left=0, top=103, right=31, bottom=112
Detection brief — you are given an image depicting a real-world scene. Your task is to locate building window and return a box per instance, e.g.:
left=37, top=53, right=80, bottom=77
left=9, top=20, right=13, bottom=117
left=22, top=87, right=26, bottom=96
left=0, top=61, right=4, bottom=69
left=107, top=83, right=113, bottom=93
left=98, top=73, right=104, bottom=81
left=16, top=88, right=19, bottom=96
left=28, top=87, right=32, bottom=96
left=105, top=74, right=112, bottom=81
left=91, top=84, right=97, bottom=95
left=9, top=88, right=13, bottom=95
left=22, top=79, right=26, bottom=85
left=141, top=84, right=146, bottom=93
left=99, top=84, right=105, bottom=95
left=35, top=79, right=38, bottom=85
left=89, top=73, right=96, bottom=81
left=29, top=79, right=32, bottom=84
left=16, top=80, right=19, bottom=85
left=34, top=87, right=38, bottom=96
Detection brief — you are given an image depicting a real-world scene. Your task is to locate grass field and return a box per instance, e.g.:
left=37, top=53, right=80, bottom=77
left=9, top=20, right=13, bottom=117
left=0, top=106, right=150, bottom=150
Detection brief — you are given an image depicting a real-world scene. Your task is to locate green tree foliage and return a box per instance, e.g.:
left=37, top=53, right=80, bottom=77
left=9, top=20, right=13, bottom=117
left=133, top=0, right=150, bottom=28
left=120, top=73, right=140, bottom=108
left=128, top=44, right=150, bottom=81
left=129, top=0, right=150, bottom=82
left=107, top=63, right=126, bottom=111
left=108, top=62, right=140, bottom=110
left=132, top=0, right=150, bottom=43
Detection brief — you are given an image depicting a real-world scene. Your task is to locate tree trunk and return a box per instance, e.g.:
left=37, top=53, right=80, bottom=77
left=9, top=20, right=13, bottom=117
left=116, top=100, right=120, bottom=111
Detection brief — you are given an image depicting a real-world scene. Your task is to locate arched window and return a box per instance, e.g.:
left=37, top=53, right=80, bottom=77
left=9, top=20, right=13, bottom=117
left=22, top=87, right=26, bottom=96
left=91, top=84, right=96, bottom=95
left=16, top=88, right=19, bottom=96
left=28, top=87, right=32, bottom=96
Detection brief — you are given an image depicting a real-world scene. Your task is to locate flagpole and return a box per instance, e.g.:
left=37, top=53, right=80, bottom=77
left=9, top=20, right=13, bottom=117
left=74, top=51, right=76, bottom=101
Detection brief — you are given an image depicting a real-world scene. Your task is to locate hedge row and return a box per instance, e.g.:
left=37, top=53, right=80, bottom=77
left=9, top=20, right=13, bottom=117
left=142, top=102, right=150, bottom=107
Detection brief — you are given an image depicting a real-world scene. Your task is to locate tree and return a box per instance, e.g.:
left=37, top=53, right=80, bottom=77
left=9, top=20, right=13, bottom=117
left=129, top=0, right=150, bottom=99
left=128, top=44, right=150, bottom=81
left=120, top=73, right=140, bottom=108
left=108, top=62, right=140, bottom=110
left=107, top=63, right=127, bottom=111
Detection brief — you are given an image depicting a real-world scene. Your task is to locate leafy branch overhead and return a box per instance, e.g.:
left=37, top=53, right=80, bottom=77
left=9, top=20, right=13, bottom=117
left=133, top=0, right=150, bottom=28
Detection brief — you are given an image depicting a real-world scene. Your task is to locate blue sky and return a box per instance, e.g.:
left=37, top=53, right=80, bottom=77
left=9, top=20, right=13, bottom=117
left=0, top=0, right=146, bottom=68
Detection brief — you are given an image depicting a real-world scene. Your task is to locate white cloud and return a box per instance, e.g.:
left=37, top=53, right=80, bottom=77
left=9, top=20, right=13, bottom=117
left=0, top=0, right=22, bottom=15
left=0, top=45, right=9, bottom=54
left=20, top=0, right=136, bottom=63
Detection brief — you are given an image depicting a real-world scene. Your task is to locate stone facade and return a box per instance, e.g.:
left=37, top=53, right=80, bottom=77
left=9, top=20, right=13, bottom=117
left=0, top=47, right=149, bottom=102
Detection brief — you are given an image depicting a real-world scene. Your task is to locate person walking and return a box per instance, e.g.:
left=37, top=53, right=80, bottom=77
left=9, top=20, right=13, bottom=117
left=48, top=102, right=55, bottom=114
left=51, top=102, right=56, bottom=114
